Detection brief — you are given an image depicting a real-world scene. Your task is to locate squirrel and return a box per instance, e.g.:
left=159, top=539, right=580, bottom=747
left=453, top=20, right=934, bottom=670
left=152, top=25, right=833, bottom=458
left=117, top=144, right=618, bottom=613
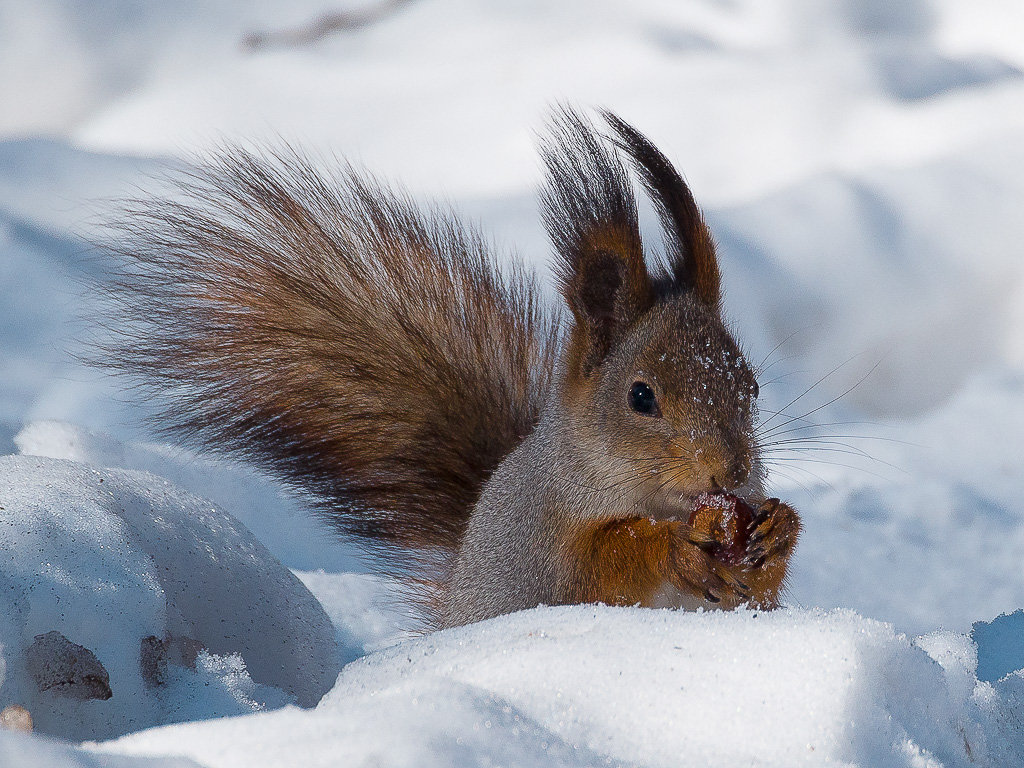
left=102, top=108, right=801, bottom=629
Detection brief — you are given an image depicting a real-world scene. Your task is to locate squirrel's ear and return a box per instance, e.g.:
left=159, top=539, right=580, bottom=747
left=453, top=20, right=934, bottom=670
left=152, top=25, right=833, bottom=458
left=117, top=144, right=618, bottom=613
left=541, top=107, right=654, bottom=379
left=601, top=111, right=721, bottom=309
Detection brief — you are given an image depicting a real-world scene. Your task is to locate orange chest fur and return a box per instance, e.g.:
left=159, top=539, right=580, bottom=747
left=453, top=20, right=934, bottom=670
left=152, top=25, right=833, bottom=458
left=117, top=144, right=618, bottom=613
left=567, top=517, right=677, bottom=607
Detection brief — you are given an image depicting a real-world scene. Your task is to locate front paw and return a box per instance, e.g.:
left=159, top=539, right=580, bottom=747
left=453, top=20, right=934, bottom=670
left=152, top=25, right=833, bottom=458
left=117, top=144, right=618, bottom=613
left=739, top=498, right=801, bottom=608
left=669, top=523, right=750, bottom=607
left=745, top=498, right=800, bottom=567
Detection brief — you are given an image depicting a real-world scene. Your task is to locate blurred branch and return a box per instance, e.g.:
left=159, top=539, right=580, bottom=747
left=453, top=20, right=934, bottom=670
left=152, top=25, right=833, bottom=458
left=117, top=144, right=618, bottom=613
left=242, top=0, right=418, bottom=51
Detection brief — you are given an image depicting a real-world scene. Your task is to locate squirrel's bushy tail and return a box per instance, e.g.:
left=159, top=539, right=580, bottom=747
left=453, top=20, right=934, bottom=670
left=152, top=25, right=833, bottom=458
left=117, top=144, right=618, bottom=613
left=102, top=147, right=558, bottom=560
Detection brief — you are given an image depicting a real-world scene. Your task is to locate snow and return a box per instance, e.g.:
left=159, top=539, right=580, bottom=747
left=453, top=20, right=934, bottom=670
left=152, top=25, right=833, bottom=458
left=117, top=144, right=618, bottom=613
left=0, top=453, right=339, bottom=741
left=2, top=0, right=1024, bottom=765
left=87, top=607, right=1023, bottom=768
left=14, top=420, right=360, bottom=574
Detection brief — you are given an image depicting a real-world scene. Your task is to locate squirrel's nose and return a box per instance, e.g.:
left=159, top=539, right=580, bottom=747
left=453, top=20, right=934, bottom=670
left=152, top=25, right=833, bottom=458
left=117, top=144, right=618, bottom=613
left=702, top=445, right=752, bottom=492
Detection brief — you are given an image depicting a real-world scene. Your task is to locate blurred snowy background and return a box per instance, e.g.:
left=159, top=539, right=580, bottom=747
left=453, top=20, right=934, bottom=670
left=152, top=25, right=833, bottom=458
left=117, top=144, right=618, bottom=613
left=2, top=0, right=1024, bottom=765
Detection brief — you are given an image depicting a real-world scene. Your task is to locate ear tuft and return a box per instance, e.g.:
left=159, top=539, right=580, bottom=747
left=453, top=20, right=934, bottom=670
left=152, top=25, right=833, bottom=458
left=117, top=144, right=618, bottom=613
left=601, top=110, right=721, bottom=308
left=541, top=107, right=654, bottom=379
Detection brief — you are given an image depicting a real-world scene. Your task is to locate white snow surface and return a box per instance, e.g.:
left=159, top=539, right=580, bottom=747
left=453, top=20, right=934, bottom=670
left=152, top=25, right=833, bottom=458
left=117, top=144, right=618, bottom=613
left=0, top=452, right=340, bottom=740
left=92, top=607, right=1024, bottom=768
left=3, top=0, right=1024, bottom=765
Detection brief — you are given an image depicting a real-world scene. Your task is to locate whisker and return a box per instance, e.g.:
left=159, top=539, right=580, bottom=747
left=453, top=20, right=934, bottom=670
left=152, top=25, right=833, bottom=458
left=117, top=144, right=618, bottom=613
left=763, top=456, right=893, bottom=483
left=761, top=464, right=822, bottom=496
left=762, top=459, right=843, bottom=492
left=633, top=469, right=689, bottom=515
left=757, top=370, right=808, bottom=388
left=781, top=432, right=920, bottom=450
left=762, top=433, right=917, bottom=454
left=755, top=327, right=808, bottom=372
left=757, top=354, right=877, bottom=435
left=756, top=417, right=876, bottom=439
left=763, top=440, right=877, bottom=460
left=764, top=444, right=908, bottom=476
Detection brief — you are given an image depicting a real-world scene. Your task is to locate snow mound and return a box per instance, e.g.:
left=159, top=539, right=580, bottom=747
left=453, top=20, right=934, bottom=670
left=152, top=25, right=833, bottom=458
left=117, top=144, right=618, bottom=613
left=0, top=454, right=339, bottom=741
left=14, top=419, right=361, bottom=573
left=98, top=606, right=1024, bottom=768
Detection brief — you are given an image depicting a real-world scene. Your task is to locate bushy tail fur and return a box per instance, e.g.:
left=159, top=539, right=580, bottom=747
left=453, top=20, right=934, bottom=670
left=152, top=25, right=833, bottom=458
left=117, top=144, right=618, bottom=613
left=101, top=147, right=559, bottom=562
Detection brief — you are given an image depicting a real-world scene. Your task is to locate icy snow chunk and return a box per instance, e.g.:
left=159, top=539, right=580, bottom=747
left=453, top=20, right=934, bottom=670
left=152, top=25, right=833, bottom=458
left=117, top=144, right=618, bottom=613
left=0, top=455, right=339, bottom=741
left=916, top=630, right=979, bottom=704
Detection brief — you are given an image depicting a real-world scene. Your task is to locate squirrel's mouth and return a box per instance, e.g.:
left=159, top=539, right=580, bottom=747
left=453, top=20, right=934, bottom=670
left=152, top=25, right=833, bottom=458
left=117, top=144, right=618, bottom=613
left=646, top=489, right=763, bottom=522
left=644, top=492, right=704, bottom=521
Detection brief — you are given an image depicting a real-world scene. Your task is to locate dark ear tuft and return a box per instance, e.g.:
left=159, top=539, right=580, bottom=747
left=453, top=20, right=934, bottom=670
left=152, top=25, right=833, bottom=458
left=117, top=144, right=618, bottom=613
left=601, top=110, right=721, bottom=308
left=541, top=107, right=654, bottom=379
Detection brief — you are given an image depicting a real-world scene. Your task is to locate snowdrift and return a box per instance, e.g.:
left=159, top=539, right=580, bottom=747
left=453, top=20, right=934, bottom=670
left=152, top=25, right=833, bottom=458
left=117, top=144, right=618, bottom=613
left=100, top=607, right=1024, bottom=768
left=0, top=454, right=339, bottom=741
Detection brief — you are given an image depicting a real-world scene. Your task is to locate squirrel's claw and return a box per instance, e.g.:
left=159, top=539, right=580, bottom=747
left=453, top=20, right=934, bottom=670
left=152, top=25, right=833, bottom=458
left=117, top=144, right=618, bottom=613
left=745, top=498, right=799, bottom=564
left=735, top=498, right=802, bottom=609
left=703, top=562, right=752, bottom=605
left=670, top=527, right=751, bottom=605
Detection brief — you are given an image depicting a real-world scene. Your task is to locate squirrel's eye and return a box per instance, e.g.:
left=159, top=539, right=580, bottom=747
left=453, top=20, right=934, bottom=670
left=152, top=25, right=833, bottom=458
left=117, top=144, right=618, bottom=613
left=752, top=380, right=760, bottom=399
left=628, top=381, right=661, bottom=417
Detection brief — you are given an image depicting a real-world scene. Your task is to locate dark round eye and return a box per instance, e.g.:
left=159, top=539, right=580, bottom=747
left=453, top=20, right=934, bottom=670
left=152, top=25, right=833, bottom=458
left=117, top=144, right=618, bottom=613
left=628, top=381, right=661, bottom=417
left=752, top=380, right=760, bottom=399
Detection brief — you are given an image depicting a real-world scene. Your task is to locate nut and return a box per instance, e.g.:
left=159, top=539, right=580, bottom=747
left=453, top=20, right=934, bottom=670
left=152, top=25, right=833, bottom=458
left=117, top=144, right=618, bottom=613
left=687, top=492, right=755, bottom=565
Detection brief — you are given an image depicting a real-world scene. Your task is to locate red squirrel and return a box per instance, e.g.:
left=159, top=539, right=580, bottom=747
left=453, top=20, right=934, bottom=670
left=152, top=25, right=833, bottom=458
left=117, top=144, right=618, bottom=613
left=103, top=108, right=801, bottom=628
